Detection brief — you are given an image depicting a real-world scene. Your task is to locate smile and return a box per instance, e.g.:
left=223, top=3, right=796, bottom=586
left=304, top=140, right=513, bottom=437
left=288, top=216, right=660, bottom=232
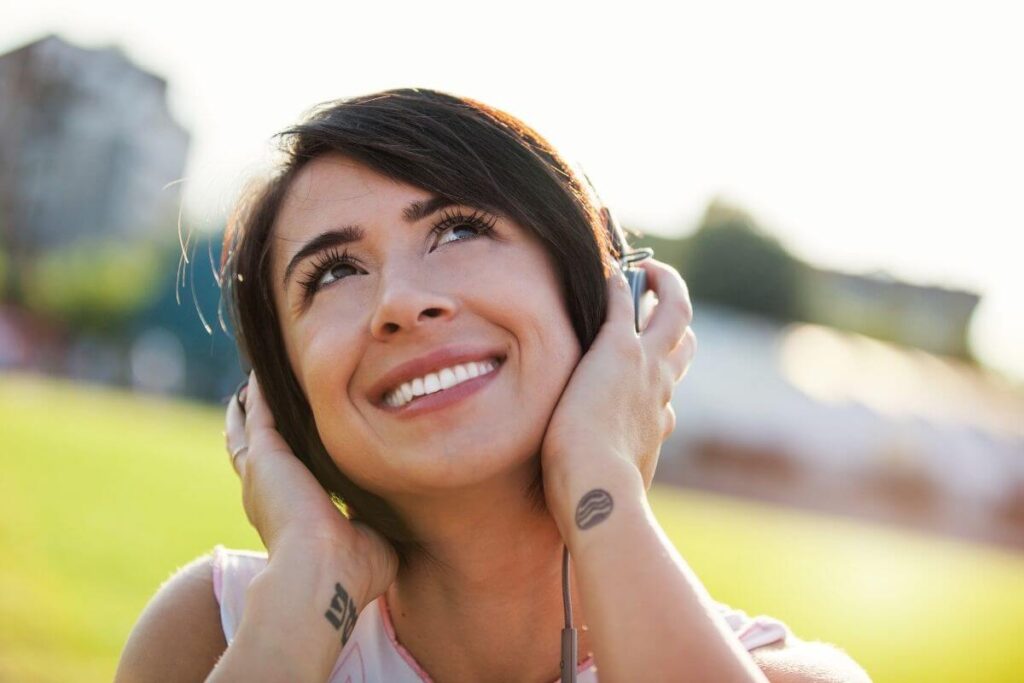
left=383, top=358, right=501, bottom=408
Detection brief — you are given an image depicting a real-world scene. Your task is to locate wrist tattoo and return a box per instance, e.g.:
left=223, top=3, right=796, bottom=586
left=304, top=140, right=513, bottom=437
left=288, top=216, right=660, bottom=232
left=575, top=489, right=614, bottom=530
left=323, top=582, right=358, bottom=644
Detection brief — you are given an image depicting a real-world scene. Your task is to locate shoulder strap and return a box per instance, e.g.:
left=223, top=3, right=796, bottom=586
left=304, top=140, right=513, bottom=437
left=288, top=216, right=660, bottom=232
left=210, top=544, right=269, bottom=643
left=715, top=601, right=792, bottom=650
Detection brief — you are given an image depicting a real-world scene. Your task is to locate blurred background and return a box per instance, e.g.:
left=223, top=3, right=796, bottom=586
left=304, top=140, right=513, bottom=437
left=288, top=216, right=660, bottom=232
left=1, top=2, right=1022, bottom=681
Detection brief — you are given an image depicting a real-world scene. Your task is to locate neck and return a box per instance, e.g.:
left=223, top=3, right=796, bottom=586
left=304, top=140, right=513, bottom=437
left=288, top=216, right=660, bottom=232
left=382, top=458, right=591, bottom=683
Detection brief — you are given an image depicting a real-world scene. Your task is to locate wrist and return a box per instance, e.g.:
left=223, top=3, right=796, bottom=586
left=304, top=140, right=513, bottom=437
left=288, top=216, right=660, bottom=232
left=233, top=564, right=352, bottom=683
left=262, top=535, right=374, bottom=611
left=546, top=453, right=647, bottom=544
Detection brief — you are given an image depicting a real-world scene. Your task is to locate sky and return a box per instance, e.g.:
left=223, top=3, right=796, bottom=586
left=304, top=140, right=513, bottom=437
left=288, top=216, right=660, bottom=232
left=3, top=0, right=1022, bottom=382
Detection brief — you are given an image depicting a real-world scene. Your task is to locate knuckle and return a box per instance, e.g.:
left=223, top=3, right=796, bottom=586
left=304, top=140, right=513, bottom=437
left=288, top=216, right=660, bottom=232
left=662, top=407, right=677, bottom=438
left=660, top=367, right=675, bottom=400
left=653, top=260, right=687, bottom=288
left=671, top=342, right=691, bottom=371
left=684, top=326, right=697, bottom=350
left=670, top=295, right=693, bottom=323
left=676, top=275, right=691, bottom=303
left=663, top=357, right=677, bottom=384
left=675, top=357, right=689, bottom=383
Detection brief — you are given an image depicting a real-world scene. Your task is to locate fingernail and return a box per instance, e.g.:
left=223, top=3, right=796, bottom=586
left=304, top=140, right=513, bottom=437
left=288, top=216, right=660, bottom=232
left=235, top=379, right=249, bottom=411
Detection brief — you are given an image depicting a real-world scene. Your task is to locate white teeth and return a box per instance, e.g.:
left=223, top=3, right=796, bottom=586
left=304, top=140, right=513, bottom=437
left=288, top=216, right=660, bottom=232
left=383, top=358, right=501, bottom=408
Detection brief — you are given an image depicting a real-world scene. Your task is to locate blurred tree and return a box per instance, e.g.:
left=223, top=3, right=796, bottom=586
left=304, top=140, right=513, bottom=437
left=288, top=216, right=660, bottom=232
left=22, top=238, right=167, bottom=334
left=683, top=199, right=805, bottom=320
left=634, top=198, right=807, bottom=321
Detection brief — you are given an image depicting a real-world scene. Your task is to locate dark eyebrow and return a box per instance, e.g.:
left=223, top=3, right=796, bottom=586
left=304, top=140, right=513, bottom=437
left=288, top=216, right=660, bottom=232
left=281, top=195, right=456, bottom=288
left=403, top=195, right=455, bottom=222
left=282, top=225, right=364, bottom=287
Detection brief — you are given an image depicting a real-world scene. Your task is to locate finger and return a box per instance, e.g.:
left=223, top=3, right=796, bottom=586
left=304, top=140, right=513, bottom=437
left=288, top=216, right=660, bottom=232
left=225, top=394, right=249, bottom=477
left=601, top=259, right=641, bottom=342
left=666, top=327, right=697, bottom=383
left=244, top=370, right=277, bottom=434
left=235, top=380, right=249, bottom=416
left=637, top=260, right=692, bottom=354
left=242, top=370, right=292, bottom=475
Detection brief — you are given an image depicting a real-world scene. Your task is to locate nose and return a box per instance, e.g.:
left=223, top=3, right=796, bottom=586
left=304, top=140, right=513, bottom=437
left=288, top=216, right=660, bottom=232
left=369, top=269, right=458, bottom=340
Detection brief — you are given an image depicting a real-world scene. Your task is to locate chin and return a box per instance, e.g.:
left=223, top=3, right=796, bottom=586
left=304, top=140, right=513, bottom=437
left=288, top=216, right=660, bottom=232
left=361, top=424, right=546, bottom=497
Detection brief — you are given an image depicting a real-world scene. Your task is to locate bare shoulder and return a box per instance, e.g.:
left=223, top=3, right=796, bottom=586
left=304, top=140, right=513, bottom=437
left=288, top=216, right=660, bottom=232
left=114, top=552, right=227, bottom=683
left=750, top=636, right=873, bottom=683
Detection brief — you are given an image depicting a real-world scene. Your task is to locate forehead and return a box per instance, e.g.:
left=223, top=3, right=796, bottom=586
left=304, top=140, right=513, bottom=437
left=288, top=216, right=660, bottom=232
left=275, top=155, right=425, bottom=240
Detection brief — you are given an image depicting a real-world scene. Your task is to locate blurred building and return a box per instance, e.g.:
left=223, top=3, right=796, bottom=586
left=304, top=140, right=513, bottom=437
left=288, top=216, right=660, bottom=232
left=802, top=266, right=979, bottom=358
left=0, top=34, right=189, bottom=297
left=661, top=303, right=1024, bottom=549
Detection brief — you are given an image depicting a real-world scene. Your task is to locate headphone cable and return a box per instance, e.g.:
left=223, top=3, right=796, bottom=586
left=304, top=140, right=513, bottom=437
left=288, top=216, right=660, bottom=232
left=560, top=544, right=578, bottom=683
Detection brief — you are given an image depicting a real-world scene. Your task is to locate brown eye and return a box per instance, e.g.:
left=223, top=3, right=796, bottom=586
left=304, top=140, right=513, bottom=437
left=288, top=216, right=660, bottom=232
left=299, top=247, right=363, bottom=298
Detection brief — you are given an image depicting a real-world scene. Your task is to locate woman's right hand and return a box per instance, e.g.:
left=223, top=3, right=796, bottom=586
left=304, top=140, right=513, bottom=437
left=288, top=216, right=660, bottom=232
left=224, top=370, right=399, bottom=610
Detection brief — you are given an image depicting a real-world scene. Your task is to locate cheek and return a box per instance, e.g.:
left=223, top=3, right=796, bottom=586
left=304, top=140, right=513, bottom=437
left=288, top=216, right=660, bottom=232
left=470, top=249, right=581, bottom=382
left=289, top=316, right=364, bottom=426
left=532, top=314, right=581, bottom=405
left=276, top=320, right=380, bottom=488
left=487, top=280, right=581, bottom=411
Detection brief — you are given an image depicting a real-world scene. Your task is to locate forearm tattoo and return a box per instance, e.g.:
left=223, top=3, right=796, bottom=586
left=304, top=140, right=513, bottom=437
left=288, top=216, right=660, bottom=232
left=323, top=582, right=358, bottom=645
left=575, top=489, right=614, bottom=530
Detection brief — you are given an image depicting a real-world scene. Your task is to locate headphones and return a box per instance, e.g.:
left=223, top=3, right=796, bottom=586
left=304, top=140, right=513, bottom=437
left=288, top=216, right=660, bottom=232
left=605, top=206, right=654, bottom=334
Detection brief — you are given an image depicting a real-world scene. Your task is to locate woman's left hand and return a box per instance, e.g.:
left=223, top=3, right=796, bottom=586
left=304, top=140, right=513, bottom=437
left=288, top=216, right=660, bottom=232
left=540, top=258, right=695, bottom=516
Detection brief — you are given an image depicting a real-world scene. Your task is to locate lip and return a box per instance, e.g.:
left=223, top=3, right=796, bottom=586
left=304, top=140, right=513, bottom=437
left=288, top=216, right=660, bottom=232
left=368, top=345, right=507, bottom=406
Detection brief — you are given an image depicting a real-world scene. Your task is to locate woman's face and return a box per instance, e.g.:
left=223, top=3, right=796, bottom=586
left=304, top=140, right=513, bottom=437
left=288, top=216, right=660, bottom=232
left=270, top=154, right=582, bottom=495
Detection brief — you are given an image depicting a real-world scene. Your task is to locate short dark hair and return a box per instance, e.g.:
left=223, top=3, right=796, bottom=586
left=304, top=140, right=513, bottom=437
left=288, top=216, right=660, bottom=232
left=221, top=88, right=620, bottom=562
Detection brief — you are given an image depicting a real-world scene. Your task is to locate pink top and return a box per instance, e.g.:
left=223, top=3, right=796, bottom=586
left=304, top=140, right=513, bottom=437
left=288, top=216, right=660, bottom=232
left=211, top=544, right=790, bottom=682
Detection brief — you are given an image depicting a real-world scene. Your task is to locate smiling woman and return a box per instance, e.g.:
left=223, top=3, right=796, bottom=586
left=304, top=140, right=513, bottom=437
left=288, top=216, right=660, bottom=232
left=115, top=89, right=869, bottom=683
left=221, top=90, right=615, bottom=553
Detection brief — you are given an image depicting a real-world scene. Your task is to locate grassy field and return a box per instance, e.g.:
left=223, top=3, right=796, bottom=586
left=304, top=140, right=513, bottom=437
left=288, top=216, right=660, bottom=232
left=2, top=372, right=1022, bottom=682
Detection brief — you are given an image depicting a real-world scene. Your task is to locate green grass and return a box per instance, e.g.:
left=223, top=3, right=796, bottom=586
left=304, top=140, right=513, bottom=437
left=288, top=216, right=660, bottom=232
left=2, top=372, right=1022, bottom=682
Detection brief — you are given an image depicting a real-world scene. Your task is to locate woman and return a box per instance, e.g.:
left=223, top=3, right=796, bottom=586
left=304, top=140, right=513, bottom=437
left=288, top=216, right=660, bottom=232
left=116, top=89, right=869, bottom=682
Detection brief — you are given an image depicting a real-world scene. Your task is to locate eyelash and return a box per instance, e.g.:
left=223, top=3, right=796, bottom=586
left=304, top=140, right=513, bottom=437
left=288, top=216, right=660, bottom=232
left=296, top=208, right=498, bottom=299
